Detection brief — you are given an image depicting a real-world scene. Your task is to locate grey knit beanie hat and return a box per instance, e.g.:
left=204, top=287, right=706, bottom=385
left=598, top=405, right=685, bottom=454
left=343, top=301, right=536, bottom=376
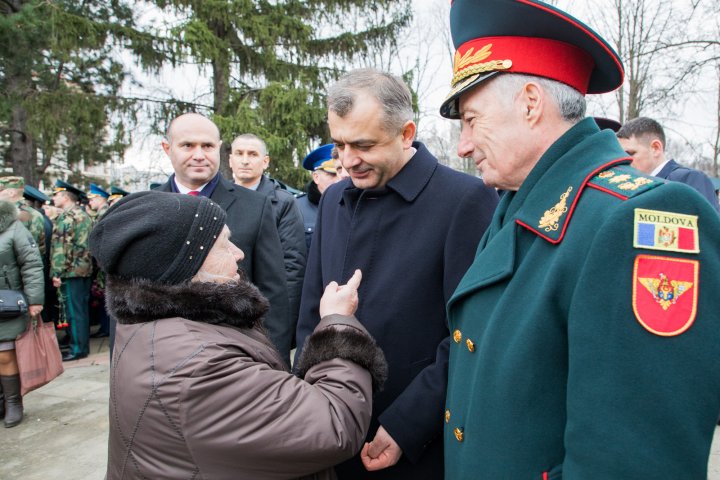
left=89, top=191, right=227, bottom=284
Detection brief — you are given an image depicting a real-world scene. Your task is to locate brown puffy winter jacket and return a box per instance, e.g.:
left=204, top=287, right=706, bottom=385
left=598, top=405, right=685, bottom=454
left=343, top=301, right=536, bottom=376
left=105, top=276, right=386, bottom=480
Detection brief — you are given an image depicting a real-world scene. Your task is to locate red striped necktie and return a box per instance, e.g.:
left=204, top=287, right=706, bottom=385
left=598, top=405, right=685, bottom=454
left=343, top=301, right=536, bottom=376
left=188, top=190, right=200, bottom=196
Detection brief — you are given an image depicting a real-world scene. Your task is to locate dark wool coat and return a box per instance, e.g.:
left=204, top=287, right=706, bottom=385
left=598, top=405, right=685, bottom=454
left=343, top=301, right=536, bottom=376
left=295, top=142, right=499, bottom=479
left=157, top=175, right=292, bottom=363
left=656, top=159, right=720, bottom=212
left=106, top=276, right=387, bottom=480
left=445, top=119, right=720, bottom=479
left=255, top=175, right=307, bottom=334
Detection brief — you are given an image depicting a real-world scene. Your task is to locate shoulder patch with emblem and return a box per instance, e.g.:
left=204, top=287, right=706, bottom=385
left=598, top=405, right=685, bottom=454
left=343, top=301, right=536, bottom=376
left=633, top=208, right=699, bottom=253
left=588, top=165, right=662, bottom=199
left=632, top=254, right=698, bottom=336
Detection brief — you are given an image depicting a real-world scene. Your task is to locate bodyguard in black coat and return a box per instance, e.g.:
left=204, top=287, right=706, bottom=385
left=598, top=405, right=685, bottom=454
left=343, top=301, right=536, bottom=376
left=617, top=117, right=720, bottom=212
left=294, top=70, right=498, bottom=479
left=158, top=113, right=291, bottom=363
left=656, top=159, right=719, bottom=211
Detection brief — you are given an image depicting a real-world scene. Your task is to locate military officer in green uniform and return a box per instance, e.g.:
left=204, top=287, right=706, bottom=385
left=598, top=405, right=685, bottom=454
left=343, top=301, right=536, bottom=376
left=439, top=1, right=720, bottom=478
left=0, top=176, right=46, bottom=256
left=51, top=180, right=93, bottom=361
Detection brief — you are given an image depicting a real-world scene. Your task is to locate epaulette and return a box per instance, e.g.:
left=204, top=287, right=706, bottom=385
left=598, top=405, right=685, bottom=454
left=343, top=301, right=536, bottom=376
left=587, top=164, right=663, bottom=200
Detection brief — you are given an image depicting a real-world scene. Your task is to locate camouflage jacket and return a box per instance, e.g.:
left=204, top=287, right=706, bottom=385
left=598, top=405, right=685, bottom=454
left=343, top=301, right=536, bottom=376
left=16, top=199, right=46, bottom=256
left=94, top=203, right=110, bottom=223
left=51, top=205, right=92, bottom=278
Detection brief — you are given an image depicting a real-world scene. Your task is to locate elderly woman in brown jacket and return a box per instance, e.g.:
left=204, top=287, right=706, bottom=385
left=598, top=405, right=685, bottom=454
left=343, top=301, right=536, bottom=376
left=89, top=191, right=386, bottom=480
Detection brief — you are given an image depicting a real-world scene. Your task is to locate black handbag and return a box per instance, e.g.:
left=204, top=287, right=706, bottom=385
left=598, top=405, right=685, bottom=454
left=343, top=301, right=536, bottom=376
left=0, top=289, right=28, bottom=319
left=1, top=262, right=30, bottom=320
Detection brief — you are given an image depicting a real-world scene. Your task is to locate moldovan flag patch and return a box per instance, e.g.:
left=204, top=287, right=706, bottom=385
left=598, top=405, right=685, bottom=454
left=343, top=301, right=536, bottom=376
left=633, top=209, right=699, bottom=253
left=633, top=254, right=698, bottom=336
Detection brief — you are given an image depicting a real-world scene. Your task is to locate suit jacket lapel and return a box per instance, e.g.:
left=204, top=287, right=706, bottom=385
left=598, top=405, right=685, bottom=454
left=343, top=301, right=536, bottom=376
left=209, top=177, right=237, bottom=212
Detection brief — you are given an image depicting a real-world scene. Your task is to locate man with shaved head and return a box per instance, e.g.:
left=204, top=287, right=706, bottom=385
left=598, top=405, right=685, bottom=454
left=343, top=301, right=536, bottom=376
left=155, top=113, right=291, bottom=364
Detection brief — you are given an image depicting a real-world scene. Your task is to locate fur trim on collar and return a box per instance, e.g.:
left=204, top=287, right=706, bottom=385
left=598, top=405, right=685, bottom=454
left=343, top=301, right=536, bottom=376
left=106, top=276, right=269, bottom=328
left=0, top=200, right=18, bottom=233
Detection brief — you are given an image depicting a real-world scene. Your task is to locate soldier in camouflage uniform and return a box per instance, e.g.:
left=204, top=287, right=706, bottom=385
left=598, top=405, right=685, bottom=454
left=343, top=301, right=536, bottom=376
left=87, top=183, right=111, bottom=222
left=51, top=180, right=93, bottom=361
left=0, top=176, right=46, bottom=256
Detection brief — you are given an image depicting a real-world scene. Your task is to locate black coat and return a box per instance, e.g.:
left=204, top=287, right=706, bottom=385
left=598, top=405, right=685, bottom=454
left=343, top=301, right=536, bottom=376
left=157, top=175, right=291, bottom=363
left=294, top=142, right=499, bottom=479
left=255, top=175, right=307, bottom=332
left=656, top=159, right=720, bottom=212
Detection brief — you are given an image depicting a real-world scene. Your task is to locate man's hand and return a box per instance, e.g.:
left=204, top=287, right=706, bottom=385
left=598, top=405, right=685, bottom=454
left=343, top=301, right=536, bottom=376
left=319, top=269, right=362, bottom=317
left=52, top=277, right=62, bottom=288
left=360, top=426, right=402, bottom=471
left=29, top=305, right=43, bottom=317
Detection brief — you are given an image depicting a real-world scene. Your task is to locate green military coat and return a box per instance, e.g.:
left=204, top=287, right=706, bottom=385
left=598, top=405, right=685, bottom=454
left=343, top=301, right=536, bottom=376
left=444, top=119, right=720, bottom=479
left=50, top=205, right=92, bottom=279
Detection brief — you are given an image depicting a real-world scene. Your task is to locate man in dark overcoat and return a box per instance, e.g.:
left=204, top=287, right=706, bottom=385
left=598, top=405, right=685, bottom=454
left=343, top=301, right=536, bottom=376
left=156, top=113, right=291, bottom=363
left=617, top=116, right=720, bottom=212
left=294, top=69, right=499, bottom=479
left=439, top=0, right=720, bottom=478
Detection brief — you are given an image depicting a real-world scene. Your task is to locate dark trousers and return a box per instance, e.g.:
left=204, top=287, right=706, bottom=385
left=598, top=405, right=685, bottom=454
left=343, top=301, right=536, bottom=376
left=61, top=277, right=91, bottom=357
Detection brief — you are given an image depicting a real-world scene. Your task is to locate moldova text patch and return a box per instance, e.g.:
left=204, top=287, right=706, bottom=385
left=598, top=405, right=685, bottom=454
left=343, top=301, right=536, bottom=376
left=633, top=208, right=699, bottom=253
left=632, top=254, right=698, bottom=336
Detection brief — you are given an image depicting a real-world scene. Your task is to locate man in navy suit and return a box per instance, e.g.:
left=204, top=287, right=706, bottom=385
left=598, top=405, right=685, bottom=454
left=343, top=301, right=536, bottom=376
left=618, top=117, right=719, bottom=212
left=294, top=69, right=498, bottom=479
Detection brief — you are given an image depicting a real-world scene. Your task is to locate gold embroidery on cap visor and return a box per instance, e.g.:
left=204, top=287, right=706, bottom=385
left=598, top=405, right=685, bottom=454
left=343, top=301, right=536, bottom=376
left=452, top=44, right=513, bottom=85
left=442, top=44, right=513, bottom=117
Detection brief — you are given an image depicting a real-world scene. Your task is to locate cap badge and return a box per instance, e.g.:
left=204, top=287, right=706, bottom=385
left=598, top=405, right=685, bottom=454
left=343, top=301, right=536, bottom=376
left=452, top=43, right=512, bottom=85
left=538, top=186, right=573, bottom=232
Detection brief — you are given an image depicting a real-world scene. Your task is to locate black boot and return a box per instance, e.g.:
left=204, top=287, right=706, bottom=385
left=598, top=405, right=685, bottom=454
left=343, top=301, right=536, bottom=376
left=0, top=374, right=23, bottom=427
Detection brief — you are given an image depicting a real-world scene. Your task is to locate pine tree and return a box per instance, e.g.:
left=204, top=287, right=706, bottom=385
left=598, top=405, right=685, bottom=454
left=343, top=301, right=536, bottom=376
left=0, top=1, right=167, bottom=186
left=152, top=0, right=412, bottom=188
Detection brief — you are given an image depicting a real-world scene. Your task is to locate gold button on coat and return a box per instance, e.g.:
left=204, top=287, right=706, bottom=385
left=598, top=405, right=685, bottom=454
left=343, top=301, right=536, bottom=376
left=454, top=427, right=464, bottom=442
left=466, top=338, right=475, bottom=352
left=453, top=329, right=462, bottom=343
left=445, top=410, right=451, bottom=423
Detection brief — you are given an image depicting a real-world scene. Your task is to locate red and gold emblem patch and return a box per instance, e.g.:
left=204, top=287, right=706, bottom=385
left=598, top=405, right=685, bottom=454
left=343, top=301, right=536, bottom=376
left=632, top=255, right=699, bottom=336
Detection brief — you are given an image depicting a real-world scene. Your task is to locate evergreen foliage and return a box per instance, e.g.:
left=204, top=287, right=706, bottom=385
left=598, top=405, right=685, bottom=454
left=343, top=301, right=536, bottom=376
left=1, top=0, right=411, bottom=189
left=153, top=0, right=412, bottom=188
left=0, top=0, right=167, bottom=186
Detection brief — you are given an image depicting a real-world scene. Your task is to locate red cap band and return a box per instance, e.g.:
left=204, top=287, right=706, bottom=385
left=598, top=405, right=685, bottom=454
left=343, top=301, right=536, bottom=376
left=453, top=36, right=595, bottom=94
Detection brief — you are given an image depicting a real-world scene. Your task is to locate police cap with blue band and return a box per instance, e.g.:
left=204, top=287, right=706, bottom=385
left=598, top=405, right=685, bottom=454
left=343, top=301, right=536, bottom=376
left=302, top=144, right=337, bottom=173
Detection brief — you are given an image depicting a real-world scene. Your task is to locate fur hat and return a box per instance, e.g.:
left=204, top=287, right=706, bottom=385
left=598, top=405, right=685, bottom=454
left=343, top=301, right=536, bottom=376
left=89, top=191, right=226, bottom=284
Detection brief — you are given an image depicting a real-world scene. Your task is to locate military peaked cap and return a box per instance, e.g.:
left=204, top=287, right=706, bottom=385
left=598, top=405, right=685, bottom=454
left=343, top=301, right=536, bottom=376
left=441, top=0, right=624, bottom=118
left=88, top=183, right=110, bottom=199
left=302, top=144, right=336, bottom=173
left=23, top=185, right=50, bottom=203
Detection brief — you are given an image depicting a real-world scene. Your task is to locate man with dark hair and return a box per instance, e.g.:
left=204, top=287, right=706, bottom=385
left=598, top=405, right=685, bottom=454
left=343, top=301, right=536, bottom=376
left=617, top=116, right=719, bottom=212
left=229, top=133, right=306, bottom=341
left=156, top=113, right=292, bottom=364
left=51, top=180, right=93, bottom=361
left=439, top=0, right=720, bottom=478
left=295, top=68, right=498, bottom=478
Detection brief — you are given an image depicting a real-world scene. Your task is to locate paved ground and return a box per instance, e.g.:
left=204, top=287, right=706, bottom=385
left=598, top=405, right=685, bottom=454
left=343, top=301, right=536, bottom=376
left=1, top=332, right=719, bottom=479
